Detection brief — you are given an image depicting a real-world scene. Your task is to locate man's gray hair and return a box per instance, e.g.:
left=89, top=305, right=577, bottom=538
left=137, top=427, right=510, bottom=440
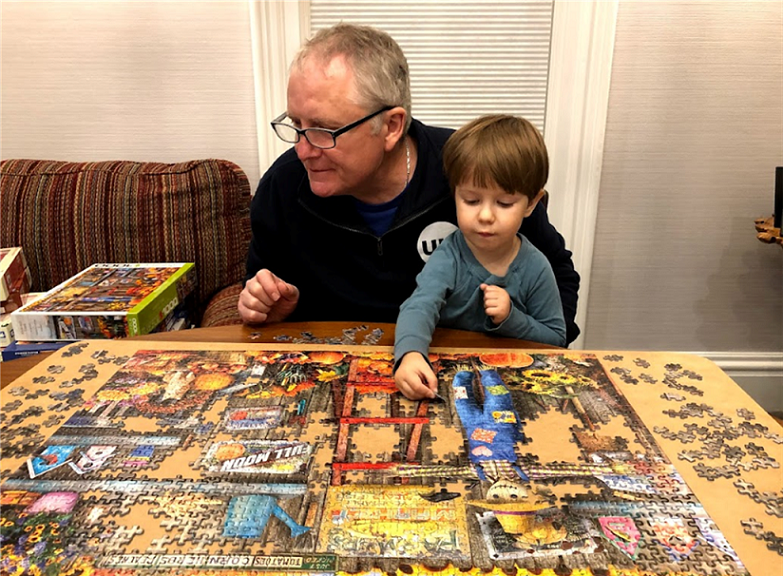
left=292, top=23, right=412, bottom=134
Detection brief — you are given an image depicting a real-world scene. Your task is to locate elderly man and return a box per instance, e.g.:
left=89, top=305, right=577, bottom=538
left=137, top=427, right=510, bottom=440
left=238, top=23, right=581, bottom=345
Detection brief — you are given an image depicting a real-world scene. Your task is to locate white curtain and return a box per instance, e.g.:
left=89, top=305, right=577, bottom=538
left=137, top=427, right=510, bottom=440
left=310, top=0, right=554, bottom=133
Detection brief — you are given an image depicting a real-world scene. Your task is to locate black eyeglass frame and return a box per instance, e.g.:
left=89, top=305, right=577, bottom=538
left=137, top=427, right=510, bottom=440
left=270, top=106, right=394, bottom=149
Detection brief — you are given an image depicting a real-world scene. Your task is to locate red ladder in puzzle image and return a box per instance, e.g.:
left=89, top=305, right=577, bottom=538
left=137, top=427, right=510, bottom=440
left=329, top=357, right=436, bottom=486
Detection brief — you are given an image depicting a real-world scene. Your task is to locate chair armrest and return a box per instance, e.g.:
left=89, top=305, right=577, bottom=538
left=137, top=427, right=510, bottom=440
left=201, top=282, right=244, bottom=328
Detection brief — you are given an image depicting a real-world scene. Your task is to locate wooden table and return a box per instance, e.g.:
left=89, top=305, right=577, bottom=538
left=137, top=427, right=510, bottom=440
left=1, top=321, right=558, bottom=389
left=1, top=328, right=781, bottom=575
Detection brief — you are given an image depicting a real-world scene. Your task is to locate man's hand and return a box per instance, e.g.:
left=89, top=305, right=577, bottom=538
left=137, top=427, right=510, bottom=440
left=481, top=283, right=511, bottom=325
left=394, top=352, right=438, bottom=400
left=238, top=269, right=300, bottom=324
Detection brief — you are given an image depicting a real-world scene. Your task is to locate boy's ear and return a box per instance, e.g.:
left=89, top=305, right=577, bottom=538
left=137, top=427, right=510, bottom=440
left=524, top=189, right=547, bottom=217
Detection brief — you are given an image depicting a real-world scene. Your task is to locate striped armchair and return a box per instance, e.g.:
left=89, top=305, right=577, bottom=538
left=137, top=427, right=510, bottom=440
left=0, top=158, right=250, bottom=327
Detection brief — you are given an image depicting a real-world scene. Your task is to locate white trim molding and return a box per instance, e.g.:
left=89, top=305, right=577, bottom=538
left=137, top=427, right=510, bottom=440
left=696, top=351, right=783, bottom=378
left=693, top=351, right=783, bottom=412
left=248, top=0, right=309, bottom=173
left=544, top=0, right=619, bottom=350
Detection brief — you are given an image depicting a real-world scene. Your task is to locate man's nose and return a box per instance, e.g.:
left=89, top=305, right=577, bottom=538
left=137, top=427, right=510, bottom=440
left=295, top=137, right=321, bottom=160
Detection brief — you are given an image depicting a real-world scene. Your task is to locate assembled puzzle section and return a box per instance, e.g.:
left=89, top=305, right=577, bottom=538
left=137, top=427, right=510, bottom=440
left=1, top=342, right=781, bottom=576
left=10, top=263, right=195, bottom=340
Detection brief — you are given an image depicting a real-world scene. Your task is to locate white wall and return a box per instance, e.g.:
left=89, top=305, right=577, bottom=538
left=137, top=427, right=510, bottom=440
left=1, top=1, right=261, bottom=185
left=587, top=1, right=783, bottom=409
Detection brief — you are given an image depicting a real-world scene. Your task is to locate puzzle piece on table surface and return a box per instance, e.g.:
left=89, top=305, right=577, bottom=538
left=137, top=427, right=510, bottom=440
left=683, top=422, right=711, bottom=436
left=8, top=405, right=45, bottom=425
left=602, top=354, right=623, bottom=362
left=78, top=366, right=100, bottom=381
left=653, top=425, right=697, bottom=443
left=5, top=400, right=23, bottom=412
left=609, top=366, right=639, bottom=385
left=47, top=401, right=74, bottom=413
left=693, top=462, right=740, bottom=480
left=61, top=342, right=89, bottom=357
left=736, top=407, right=756, bottom=420
left=58, top=377, right=84, bottom=389
left=24, top=388, right=49, bottom=401
left=764, top=431, right=783, bottom=444
left=741, top=517, right=783, bottom=556
left=678, top=450, right=707, bottom=463
left=736, top=421, right=769, bottom=438
left=752, top=458, right=780, bottom=471
left=360, top=328, right=384, bottom=346
left=733, top=479, right=783, bottom=518
left=639, top=373, right=657, bottom=384
left=341, top=325, right=368, bottom=344
left=744, top=442, right=771, bottom=459
left=662, top=375, right=704, bottom=397
left=42, top=415, right=64, bottom=428
left=663, top=402, right=717, bottom=419
left=2, top=433, right=46, bottom=462
left=8, top=386, right=28, bottom=397
left=722, top=445, right=746, bottom=463
left=663, top=364, right=703, bottom=381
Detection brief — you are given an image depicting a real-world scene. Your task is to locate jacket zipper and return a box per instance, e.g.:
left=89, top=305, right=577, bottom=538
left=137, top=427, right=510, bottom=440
left=298, top=194, right=451, bottom=258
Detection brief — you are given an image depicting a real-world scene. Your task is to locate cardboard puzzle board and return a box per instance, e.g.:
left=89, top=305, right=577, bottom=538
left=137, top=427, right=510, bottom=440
left=1, top=340, right=782, bottom=576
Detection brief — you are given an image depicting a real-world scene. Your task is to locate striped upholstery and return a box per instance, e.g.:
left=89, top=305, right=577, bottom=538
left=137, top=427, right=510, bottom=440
left=0, top=159, right=251, bottom=324
left=201, top=283, right=245, bottom=327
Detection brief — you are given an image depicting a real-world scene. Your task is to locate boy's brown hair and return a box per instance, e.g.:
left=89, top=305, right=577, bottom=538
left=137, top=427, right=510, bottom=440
left=442, top=114, right=548, bottom=200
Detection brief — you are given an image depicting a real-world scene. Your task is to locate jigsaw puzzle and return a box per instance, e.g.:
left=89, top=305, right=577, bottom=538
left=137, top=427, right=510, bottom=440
left=1, top=342, right=781, bottom=576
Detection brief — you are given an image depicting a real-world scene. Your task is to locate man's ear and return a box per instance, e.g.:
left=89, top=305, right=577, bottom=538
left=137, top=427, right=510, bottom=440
left=383, top=106, right=407, bottom=151
left=524, top=189, right=547, bottom=217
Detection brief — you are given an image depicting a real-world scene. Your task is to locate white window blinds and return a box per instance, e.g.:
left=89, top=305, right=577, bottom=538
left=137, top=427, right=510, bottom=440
left=309, top=0, right=554, bottom=133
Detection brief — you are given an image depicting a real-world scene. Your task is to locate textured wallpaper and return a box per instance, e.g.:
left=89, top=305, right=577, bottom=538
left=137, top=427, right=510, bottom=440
left=1, top=1, right=260, bottom=185
left=587, top=1, right=783, bottom=354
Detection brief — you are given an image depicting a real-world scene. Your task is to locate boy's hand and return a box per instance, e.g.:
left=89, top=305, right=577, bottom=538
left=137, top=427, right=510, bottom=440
left=238, top=269, right=300, bottom=324
left=481, top=283, right=511, bottom=325
left=394, top=352, right=438, bottom=400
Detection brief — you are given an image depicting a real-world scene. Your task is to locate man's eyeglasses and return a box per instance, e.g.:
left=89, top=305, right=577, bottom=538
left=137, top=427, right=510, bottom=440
left=271, top=106, right=394, bottom=150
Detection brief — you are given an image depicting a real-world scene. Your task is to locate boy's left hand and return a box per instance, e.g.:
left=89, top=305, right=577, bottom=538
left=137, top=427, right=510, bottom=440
left=481, top=283, right=511, bottom=325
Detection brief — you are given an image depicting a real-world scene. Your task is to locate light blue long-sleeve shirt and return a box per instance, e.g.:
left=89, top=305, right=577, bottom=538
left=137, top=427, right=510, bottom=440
left=395, top=231, right=566, bottom=364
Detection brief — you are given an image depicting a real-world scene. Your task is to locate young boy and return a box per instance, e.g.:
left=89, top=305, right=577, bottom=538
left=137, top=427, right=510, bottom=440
left=394, top=114, right=567, bottom=400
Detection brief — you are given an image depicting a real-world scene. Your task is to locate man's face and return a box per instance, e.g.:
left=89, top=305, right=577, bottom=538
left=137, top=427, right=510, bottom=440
left=286, top=56, right=388, bottom=200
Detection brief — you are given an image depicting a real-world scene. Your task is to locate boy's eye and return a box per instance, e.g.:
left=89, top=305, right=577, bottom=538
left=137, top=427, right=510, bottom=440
left=462, top=198, right=479, bottom=205
left=498, top=201, right=516, bottom=208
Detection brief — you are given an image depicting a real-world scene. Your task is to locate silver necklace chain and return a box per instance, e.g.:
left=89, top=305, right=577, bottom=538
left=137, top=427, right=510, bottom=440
left=404, top=136, right=411, bottom=187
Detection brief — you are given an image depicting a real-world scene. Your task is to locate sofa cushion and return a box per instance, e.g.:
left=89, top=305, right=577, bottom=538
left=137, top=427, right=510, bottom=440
left=201, top=282, right=244, bottom=327
left=0, top=159, right=251, bottom=320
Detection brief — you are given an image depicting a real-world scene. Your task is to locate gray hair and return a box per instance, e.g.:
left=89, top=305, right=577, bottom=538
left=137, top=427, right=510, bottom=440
left=292, top=23, right=412, bottom=134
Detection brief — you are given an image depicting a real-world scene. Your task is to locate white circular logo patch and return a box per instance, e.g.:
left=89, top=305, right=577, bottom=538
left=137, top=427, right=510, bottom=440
left=417, top=221, right=458, bottom=262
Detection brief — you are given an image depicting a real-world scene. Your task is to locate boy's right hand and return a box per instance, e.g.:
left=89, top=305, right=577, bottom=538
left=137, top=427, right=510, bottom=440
left=394, top=352, right=438, bottom=400
left=238, top=269, right=300, bottom=324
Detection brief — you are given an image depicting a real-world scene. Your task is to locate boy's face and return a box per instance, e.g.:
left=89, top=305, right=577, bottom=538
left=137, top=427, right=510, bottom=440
left=455, top=181, right=540, bottom=256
